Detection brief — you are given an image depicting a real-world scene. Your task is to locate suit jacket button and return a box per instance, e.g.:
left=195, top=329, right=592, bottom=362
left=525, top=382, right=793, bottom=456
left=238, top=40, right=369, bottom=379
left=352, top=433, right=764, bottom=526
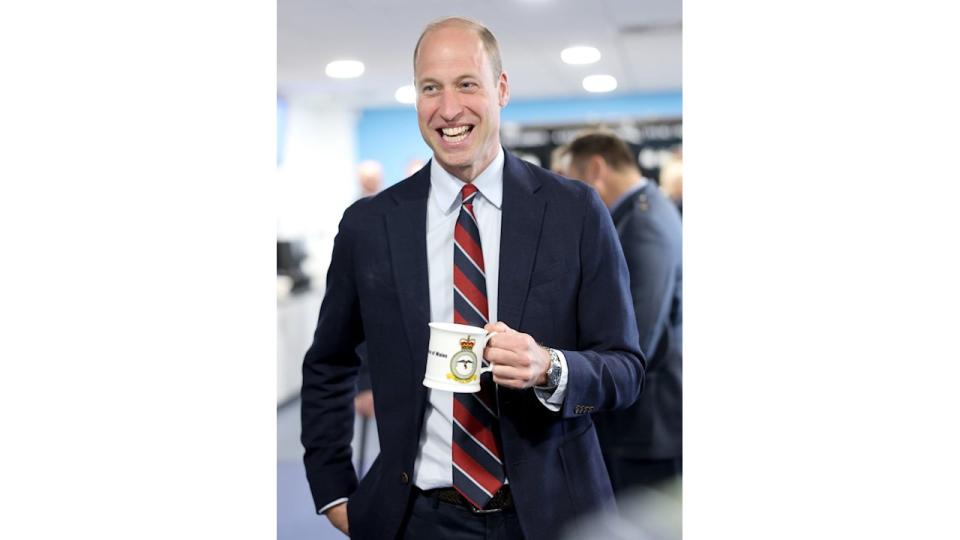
left=400, top=472, right=410, bottom=484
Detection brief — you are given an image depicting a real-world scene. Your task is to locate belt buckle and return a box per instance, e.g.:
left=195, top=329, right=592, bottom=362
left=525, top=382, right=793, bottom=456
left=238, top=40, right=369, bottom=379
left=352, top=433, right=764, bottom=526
left=470, top=488, right=507, bottom=513
left=470, top=504, right=503, bottom=514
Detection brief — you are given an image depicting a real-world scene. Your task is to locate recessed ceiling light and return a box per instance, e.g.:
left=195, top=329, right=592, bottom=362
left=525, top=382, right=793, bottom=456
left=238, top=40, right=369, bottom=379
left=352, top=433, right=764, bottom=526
left=394, top=84, right=416, bottom=105
left=582, top=74, right=618, bottom=93
left=325, top=60, right=365, bottom=79
left=561, top=46, right=601, bottom=65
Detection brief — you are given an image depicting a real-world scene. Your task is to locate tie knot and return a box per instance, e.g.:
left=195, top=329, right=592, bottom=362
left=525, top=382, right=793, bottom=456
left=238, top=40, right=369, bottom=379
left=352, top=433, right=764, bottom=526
left=460, top=183, right=478, bottom=204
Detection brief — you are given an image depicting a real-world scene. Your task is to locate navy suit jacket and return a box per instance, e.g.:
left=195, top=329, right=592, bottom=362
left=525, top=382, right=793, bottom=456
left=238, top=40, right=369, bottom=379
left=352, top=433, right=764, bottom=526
left=595, top=184, right=683, bottom=461
left=301, top=151, right=645, bottom=540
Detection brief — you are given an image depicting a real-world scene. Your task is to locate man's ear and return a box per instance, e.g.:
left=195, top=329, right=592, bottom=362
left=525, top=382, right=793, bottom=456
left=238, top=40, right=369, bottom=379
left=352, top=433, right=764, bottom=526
left=588, top=155, right=607, bottom=183
left=498, top=71, right=510, bottom=108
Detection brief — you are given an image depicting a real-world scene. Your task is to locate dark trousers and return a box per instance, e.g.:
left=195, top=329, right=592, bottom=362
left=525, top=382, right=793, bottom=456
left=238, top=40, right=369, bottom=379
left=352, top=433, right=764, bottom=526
left=398, top=489, right=524, bottom=540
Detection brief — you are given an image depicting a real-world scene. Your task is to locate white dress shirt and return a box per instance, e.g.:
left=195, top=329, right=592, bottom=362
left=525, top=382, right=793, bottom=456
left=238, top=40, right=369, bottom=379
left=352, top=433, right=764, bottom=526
left=412, top=147, right=568, bottom=490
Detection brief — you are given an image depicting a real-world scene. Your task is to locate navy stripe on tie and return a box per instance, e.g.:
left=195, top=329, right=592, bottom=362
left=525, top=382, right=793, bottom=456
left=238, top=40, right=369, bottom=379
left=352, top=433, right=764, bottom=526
left=454, top=244, right=486, bottom=284
left=453, top=418, right=503, bottom=469
left=458, top=211, right=483, bottom=248
left=453, top=465, right=493, bottom=508
left=459, top=385, right=499, bottom=423
left=454, top=288, right=487, bottom=326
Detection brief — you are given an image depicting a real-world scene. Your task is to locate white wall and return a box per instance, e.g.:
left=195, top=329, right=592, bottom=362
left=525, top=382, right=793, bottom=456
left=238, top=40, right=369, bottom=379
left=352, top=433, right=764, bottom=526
left=276, top=97, right=359, bottom=403
left=277, top=96, right=358, bottom=280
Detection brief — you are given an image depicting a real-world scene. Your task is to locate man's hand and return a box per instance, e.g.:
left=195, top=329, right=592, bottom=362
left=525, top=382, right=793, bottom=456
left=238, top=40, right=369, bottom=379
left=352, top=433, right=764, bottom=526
left=483, top=321, right=550, bottom=389
left=354, top=390, right=374, bottom=418
left=324, top=501, right=349, bottom=536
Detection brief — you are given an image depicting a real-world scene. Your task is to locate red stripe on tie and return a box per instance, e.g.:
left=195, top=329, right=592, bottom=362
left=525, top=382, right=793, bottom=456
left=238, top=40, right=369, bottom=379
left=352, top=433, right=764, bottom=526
left=454, top=399, right=501, bottom=458
left=454, top=223, right=485, bottom=272
left=454, top=309, right=467, bottom=325
left=453, top=266, right=488, bottom=319
left=452, top=441, right=503, bottom=496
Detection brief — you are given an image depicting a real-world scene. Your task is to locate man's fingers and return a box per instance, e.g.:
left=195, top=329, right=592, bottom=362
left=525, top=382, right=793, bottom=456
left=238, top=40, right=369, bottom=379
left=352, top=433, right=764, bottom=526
left=484, top=321, right=513, bottom=334
left=492, top=364, right=533, bottom=382
left=486, top=332, right=527, bottom=353
left=483, top=321, right=507, bottom=333
left=483, top=345, right=525, bottom=367
left=492, top=365, right=541, bottom=389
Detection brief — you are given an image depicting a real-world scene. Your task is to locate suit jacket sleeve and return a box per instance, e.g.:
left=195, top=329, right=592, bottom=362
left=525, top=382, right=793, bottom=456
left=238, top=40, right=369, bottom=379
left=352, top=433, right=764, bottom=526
left=620, top=208, right=678, bottom=369
left=300, top=202, right=366, bottom=513
left=556, top=189, right=646, bottom=418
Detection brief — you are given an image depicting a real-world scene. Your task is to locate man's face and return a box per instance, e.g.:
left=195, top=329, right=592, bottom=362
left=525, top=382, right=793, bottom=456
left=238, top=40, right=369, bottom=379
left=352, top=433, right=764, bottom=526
left=415, top=26, right=509, bottom=182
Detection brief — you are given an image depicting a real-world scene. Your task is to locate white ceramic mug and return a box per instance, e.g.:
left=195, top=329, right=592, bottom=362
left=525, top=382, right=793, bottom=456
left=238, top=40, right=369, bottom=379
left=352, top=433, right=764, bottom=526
left=422, top=322, right=498, bottom=393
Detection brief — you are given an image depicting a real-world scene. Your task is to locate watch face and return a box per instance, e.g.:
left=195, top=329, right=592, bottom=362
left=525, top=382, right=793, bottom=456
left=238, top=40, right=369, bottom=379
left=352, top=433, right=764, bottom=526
left=547, top=353, right=560, bottom=386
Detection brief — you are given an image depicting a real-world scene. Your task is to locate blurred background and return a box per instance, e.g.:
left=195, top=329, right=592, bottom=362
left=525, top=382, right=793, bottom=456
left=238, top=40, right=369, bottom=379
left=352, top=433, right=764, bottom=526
left=277, top=1, right=681, bottom=538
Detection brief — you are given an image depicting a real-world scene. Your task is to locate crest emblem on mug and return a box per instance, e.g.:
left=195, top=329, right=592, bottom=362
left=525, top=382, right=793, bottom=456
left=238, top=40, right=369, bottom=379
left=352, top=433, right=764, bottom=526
left=448, top=336, right=479, bottom=383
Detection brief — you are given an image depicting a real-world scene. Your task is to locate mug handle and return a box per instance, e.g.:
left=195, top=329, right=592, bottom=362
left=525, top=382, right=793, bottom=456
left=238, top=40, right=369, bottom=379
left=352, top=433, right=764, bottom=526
left=478, top=331, right=498, bottom=376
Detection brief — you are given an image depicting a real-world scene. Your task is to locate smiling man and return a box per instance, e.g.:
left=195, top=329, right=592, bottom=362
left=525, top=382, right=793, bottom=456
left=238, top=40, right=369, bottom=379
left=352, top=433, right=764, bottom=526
left=301, top=17, right=645, bottom=540
left=414, top=21, right=508, bottom=183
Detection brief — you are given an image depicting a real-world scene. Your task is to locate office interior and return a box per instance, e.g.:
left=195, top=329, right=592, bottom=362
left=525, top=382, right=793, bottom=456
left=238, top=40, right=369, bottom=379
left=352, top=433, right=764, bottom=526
left=278, top=1, right=681, bottom=538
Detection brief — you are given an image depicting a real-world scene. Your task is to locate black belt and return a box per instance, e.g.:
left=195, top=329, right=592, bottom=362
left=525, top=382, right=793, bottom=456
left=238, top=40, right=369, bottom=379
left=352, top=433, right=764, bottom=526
left=418, top=486, right=514, bottom=513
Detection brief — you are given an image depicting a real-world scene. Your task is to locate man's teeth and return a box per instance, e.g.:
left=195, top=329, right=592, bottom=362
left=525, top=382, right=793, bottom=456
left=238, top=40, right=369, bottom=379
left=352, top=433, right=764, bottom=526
left=440, top=126, right=471, bottom=142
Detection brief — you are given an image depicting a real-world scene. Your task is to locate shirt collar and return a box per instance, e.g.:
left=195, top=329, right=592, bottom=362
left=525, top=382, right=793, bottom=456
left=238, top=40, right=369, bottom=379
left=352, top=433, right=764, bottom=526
left=608, top=177, right=649, bottom=215
left=430, top=147, right=505, bottom=215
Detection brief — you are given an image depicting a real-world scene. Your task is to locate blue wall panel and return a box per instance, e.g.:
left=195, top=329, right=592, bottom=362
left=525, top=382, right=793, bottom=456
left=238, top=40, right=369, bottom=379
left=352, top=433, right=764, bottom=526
left=357, top=90, right=682, bottom=187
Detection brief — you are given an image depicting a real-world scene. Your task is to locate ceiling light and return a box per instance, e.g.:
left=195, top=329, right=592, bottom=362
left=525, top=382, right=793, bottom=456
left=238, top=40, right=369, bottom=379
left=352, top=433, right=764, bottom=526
left=325, top=60, right=365, bottom=79
left=582, top=74, right=618, bottom=93
left=561, top=46, right=601, bottom=65
left=394, top=84, right=416, bottom=105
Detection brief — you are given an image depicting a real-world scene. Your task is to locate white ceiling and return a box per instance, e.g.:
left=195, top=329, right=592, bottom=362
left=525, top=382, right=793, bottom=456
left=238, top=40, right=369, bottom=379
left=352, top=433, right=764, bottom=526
left=278, top=0, right=682, bottom=109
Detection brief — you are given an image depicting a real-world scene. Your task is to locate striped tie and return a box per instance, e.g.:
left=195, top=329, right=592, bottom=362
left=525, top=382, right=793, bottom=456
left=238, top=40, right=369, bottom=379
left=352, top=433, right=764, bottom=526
left=451, top=183, right=505, bottom=509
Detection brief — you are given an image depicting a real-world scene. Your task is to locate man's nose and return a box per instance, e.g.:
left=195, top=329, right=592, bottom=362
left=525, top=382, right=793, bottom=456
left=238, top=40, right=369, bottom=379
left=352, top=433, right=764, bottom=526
left=438, top=89, right=463, bottom=122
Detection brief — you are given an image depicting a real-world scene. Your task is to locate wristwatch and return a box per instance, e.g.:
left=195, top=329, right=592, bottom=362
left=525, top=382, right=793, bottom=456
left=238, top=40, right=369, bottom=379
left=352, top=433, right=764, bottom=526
left=537, top=347, right=562, bottom=391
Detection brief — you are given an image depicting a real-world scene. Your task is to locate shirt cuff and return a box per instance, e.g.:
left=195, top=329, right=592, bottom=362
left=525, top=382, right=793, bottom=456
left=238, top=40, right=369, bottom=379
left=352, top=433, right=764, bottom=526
left=534, top=349, right=568, bottom=412
left=317, top=497, right=348, bottom=515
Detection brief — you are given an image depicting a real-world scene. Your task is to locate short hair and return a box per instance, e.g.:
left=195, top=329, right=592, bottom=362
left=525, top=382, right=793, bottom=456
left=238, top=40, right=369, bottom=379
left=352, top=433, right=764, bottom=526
left=567, top=132, right=639, bottom=173
left=413, top=17, right=503, bottom=82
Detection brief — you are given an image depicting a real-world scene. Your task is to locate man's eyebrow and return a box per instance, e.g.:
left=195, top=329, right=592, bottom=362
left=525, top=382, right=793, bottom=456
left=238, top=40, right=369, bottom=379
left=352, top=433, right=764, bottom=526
left=417, top=73, right=481, bottom=85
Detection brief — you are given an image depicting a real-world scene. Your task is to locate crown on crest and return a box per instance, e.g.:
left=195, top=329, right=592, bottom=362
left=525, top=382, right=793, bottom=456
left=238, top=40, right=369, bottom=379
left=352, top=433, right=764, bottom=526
left=459, top=336, right=476, bottom=350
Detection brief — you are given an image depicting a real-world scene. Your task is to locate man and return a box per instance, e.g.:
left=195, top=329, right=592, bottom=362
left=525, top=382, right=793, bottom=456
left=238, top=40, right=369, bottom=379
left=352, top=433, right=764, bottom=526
left=301, top=18, right=645, bottom=540
left=549, top=143, right=571, bottom=177
left=659, top=149, right=683, bottom=216
left=357, top=159, right=384, bottom=199
left=566, top=132, right=683, bottom=494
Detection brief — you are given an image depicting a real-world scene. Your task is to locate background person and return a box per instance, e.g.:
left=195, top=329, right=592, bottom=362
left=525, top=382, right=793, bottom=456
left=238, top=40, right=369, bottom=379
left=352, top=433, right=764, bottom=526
left=549, top=143, right=571, bottom=177
left=357, top=159, right=384, bottom=198
left=566, top=131, right=682, bottom=494
left=658, top=149, right=683, bottom=216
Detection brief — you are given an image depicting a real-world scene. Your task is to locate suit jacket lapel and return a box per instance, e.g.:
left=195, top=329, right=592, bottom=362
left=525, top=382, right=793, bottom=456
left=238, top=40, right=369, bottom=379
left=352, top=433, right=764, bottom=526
left=498, top=152, right=546, bottom=329
left=384, top=168, right=431, bottom=414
